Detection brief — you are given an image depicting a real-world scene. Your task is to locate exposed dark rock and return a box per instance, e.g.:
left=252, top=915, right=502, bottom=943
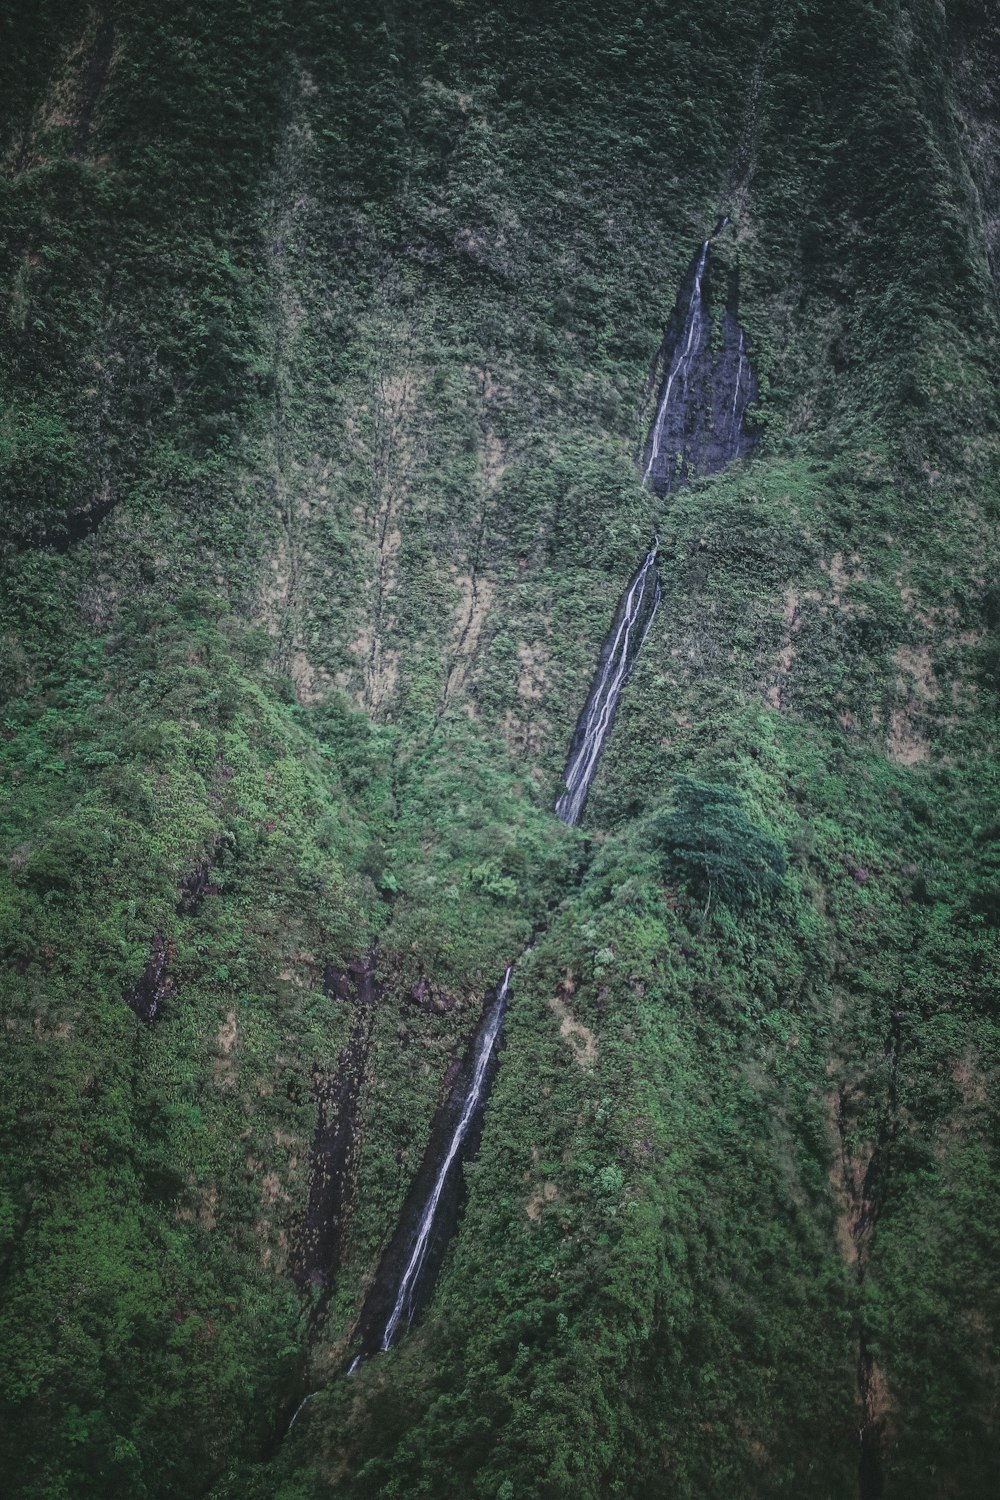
left=322, top=964, right=355, bottom=1002
left=406, top=976, right=458, bottom=1013
left=291, top=954, right=379, bottom=1316
left=348, top=970, right=510, bottom=1364
left=177, top=860, right=218, bottom=917
left=26, top=488, right=118, bottom=553
left=125, top=935, right=175, bottom=1022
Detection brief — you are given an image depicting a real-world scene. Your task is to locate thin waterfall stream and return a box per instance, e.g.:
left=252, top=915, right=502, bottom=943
left=288, top=221, right=759, bottom=1411
left=555, top=541, right=662, bottom=827
left=377, top=966, right=512, bottom=1353
left=642, top=239, right=710, bottom=487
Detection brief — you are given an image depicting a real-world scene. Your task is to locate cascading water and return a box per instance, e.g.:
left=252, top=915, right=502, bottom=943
left=344, top=966, right=516, bottom=1368
left=642, top=239, right=710, bottom=488
left=378, top=967, right=512, bottom=1351
left=641, top=227, right=758, bottom=495
left=553, top=223, right=759, bottom=823
left=730, top=328, right=746, bottom=441
left=341, top=530, right=659, bottom=1371
left=303, top=222, right=760, bottom=1398
left=554, top=543, right=662, bottom=827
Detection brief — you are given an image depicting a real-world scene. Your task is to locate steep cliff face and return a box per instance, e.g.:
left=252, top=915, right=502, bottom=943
left=1, top=3, right=999, bottom=1499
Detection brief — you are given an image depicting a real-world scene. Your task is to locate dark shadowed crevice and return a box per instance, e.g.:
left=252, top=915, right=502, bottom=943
left=23, top=489, right=119, bottom=553
left=72, top=12, right=115, bottom=155
left=837, top=1006, right=904, bottom=1500
left=291, top=953, right=379, bottom=1323
left=346, top=967, right=510, bottom=1365
left=125, top=934, right=175, bottom=1023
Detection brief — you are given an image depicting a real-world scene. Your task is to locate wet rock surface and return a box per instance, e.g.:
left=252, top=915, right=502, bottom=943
left=291, top=955, right=378, bottom=1314
left=555, top=542, right=662, bottom=826
left=125, top=935, right=175, bottom=1023
left=348, top=971, right=510, bottom=1363
left=641, top=237, right=759, bottom=495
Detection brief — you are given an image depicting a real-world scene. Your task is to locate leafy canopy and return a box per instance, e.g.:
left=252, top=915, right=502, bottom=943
left=653, top=777, right=787, bottom=910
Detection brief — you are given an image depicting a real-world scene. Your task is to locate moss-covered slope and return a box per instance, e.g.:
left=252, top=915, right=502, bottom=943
left=1, top=3, right=998, bottom=1497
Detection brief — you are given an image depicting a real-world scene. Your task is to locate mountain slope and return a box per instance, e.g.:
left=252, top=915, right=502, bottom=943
left=1, top=3, right=998, bottom=1497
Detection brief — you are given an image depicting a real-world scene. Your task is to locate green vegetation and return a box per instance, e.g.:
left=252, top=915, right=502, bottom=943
left=1, top=1, right=999, bottom=1497
left=653, top=777, right=787, bottom=910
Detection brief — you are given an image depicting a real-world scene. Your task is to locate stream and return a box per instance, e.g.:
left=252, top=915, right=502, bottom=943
left=345, top=966, right=514, bottom=1362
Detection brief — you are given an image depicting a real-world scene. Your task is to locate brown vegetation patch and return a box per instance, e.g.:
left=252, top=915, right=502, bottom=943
left=825, top=1089, right=877, bottom=1266
left=218, top=1010, right=237, bottom=1053
left=894, top=643, right=937, bottom=699
left=504, top=707, right=548, bottom=759
left=952, top=1050, right=988, bottom=1106
left=525, top=1181, right=559, bottom=1223
left=820, top=549, right=863, bottom=605
left=261, top=1171, right=291, bottom=1208
left=768, top=583, right=801, bottom=710
left=549, top=994, right=598, bottom=1069
left=516, top=640, right=548, bottom=702
left=9, top=13, right=117, bottom=174
left=885, top=642, right=939, bottom=764
left=177, top=1183, right=218, bottom=1233
left=290, top=648, right=334, bottom=706
left=864, top=1357, right=892, bottom=1432
left=887, top=710, right=930, bottom=765
left=443, top=571, right=495, bottom=706
left=335, top=344, right=425, bottom=716
left=261, top=536, right=291, bottom=634
left=503, top=634, right=551, bottom=755
left=213, top=1010, right=238, bottom=1088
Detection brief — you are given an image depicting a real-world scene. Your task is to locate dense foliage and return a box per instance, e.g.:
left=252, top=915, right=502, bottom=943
left=1, top=2, right=999, bottom=1497
left=653, top=777, right=787, bottom=910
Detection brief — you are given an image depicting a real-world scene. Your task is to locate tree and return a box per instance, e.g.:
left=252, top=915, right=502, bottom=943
left=653, top=778, right=786, bottom=911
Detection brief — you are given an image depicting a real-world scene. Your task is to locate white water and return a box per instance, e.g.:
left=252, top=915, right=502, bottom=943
left=339, top=227, right=746, bottom=1380
left=642, top=238, right=710, bottom=487
left=286, top=1391, right=316, bottom=1433
left=554, top=543, right=662, bottom=827
left=379, top=967, right=513, bottom=1351
left=730, top=327, right=745, bottom=440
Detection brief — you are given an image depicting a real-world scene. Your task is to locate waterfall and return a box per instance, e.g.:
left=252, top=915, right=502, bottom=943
left=286, top=1391, right=316, bottom=1432
left=730, top=327, right=745, bottom=441
left=557, top=227, right=757, bottom=828
left=377, top=967, right=513, bottom=1352
left=643, top=230, right=757, bottom=494
left=642, top=239, right=710, bottom=487
left=554, top=543, right=662, bottom=827
left=329, top=226, right=757, bottom=1386
left=350, top=532, right=660, bottom=1361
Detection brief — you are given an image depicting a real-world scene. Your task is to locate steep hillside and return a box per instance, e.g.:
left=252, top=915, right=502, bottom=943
left=1, top=3, right=998, bottom=1498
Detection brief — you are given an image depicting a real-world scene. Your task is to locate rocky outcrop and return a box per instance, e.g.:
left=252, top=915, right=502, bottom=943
left=124, top=935, right=174, bottom=1023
